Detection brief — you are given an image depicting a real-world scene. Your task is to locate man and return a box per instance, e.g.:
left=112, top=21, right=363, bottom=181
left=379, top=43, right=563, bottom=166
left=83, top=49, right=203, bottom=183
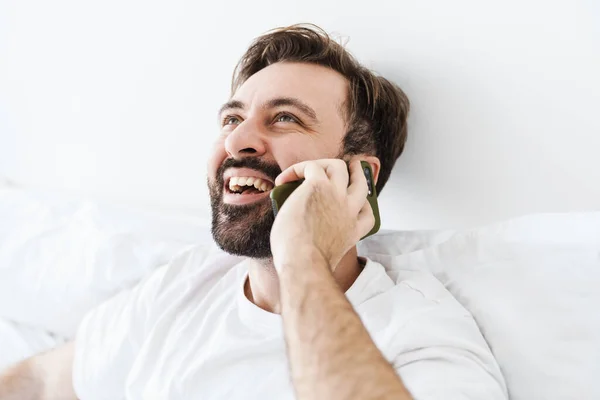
left=0, top=25, right=507, bottom=399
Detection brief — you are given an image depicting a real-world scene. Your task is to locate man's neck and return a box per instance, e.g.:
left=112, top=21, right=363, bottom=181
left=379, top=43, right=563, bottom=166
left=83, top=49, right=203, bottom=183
left=244, top=247, right=363, bottom=314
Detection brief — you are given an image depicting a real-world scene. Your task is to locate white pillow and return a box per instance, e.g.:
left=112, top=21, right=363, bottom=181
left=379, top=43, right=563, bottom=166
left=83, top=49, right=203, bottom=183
left=0, top=186, right=212, bottom=337
left=358, top=212, right=600, bottom=400
left=0, top=175, right=13, bottom=188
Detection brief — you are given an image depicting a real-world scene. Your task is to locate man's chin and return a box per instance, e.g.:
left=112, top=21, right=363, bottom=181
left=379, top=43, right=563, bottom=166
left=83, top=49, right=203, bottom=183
left=210, top=203, right=274, bottom=259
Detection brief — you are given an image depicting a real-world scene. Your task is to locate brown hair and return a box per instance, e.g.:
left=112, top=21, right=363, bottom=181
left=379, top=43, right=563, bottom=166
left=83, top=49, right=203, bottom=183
left=231, top=24, right=409, bottom=194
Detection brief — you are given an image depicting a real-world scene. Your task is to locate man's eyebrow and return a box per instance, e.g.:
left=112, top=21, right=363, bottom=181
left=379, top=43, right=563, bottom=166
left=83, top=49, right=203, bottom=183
left=218, top=100, right=245, bottom=116
left=218, top=97, right=319, bottom=123
left=265, top=97, right=318, bottom=122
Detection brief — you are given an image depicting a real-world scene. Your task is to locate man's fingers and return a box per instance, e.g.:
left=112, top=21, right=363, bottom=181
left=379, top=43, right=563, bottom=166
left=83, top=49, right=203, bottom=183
left=276, top=159, right=348, bottom=191
left=304, top=162, right=329, bottom=184
left=276, top=160, right=324, bottom=185
left=324, top=160, right=349, bottom=193
left=347, top=159, right=369, bottom=212
left=356, top=200, right=375, bottom=239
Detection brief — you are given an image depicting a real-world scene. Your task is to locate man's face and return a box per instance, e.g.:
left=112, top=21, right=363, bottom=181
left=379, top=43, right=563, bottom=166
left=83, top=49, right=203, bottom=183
left=208, top=62, right=349, bottom=258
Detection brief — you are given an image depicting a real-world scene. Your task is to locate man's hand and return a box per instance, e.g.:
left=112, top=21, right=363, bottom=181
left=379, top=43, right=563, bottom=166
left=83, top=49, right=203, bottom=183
left=270, top=158, right=412, bottom=400
left=270, top=158, right=375, bottom=271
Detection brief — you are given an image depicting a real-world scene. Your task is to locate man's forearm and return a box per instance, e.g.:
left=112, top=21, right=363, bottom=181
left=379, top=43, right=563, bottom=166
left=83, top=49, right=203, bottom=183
left=278, top=251, right=412, bottom=400
left=0, top=360, right=43, bottom=400
left=0, top=343, right=77, bottom=400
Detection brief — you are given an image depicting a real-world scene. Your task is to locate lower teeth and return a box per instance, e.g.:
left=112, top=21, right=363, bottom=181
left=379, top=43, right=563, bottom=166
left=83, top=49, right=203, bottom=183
left=236, top=187, right=261, bottom=195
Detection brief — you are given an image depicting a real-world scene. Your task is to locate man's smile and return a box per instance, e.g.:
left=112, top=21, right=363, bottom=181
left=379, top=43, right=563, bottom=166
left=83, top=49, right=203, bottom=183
left=222, top=167, right=275, bottom=205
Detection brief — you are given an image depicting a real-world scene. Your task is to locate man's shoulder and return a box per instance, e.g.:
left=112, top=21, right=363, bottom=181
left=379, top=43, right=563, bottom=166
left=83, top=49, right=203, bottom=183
left=165, top=243, right=245, bottom=275
left=360, top=258, right=469, bottom=313
left=147, top=243, right=247, bottom=302
left=362, top=259, right=508, bottom=399
left=357, top=258, right=477, bottom=340
left=364, top=258, right=468, bottom=307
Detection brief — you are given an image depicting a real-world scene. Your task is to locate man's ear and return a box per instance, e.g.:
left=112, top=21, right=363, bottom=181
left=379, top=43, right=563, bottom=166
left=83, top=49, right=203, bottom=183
left=361, top=156, right=381, bottom=186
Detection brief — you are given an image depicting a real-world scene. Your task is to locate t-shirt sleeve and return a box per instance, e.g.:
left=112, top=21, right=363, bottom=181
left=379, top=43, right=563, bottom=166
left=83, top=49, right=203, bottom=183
left=72, top=262, right=171, bottom=400
left=72, top=244, right=235, bottom=400
left=392, top=295, right=509, bottom=400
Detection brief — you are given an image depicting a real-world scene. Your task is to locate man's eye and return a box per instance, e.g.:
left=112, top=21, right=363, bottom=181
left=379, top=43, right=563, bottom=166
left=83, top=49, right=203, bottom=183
left=223, top=116, right=241, bottom=126
left=275, top=113, right=297, bottom=123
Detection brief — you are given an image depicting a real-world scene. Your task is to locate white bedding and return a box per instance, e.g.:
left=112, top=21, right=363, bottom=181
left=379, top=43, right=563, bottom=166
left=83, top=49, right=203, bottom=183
left=0, top=185, right=212, bottom=337
left=0, top=183, right=598, bottom=399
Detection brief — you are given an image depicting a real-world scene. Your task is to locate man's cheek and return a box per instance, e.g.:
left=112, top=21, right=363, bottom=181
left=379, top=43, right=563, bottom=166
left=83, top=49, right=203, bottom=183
left=207, top=140, right=227, bottom=176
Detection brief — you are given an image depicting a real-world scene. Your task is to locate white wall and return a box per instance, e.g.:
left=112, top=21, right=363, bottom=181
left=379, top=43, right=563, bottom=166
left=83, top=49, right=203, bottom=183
left=1, top=0, right=599, bottom=230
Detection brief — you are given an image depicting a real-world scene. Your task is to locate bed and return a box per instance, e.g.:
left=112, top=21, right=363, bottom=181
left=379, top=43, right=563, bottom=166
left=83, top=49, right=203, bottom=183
left=0, top=180, right=598, bottom=399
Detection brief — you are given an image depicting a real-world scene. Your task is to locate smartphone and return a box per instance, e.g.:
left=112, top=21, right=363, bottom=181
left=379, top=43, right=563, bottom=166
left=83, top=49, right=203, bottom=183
left=270, top=161, right=381, bottom=240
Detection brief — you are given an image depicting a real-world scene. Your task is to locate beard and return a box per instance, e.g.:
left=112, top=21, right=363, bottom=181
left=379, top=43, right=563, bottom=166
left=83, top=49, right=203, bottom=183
left=208, top=157, right=282, bottom=259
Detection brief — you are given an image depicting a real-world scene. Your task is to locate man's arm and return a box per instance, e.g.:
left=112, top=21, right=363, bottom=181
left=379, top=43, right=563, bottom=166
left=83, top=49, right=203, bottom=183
left=0, top=342, right=76, bottom=400
left=279, top=249, right=412, bottom=400
left=271, top=159, right=412, bottom=400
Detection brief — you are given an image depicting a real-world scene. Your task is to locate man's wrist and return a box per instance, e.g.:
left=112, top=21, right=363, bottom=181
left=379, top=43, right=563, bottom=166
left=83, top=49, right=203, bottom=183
left=275, top=245, right=330, bottom=274
left=276, top=246, right=333, bottom=290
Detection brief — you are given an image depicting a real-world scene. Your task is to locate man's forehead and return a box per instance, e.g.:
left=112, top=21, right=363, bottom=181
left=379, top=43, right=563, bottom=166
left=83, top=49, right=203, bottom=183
left=229, top=62, right=348, bottom=116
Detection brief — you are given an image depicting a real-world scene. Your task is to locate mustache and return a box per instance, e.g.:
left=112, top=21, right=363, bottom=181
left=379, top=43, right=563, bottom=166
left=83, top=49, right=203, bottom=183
left=216, top=157, right=282, bottom=186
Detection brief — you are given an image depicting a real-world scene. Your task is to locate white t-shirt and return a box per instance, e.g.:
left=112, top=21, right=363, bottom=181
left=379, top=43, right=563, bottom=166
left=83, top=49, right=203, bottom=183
left=73, top=245, right=507, bottom=400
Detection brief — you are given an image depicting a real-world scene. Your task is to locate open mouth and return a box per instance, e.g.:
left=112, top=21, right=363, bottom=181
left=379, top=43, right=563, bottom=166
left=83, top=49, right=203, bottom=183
left=223, top=175, right=275, bottom=205
left=226, top=176, right=274, bottom=194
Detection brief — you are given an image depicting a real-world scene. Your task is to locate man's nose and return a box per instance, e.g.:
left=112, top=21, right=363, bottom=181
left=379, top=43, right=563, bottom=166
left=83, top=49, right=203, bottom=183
left=224, top=118, right=267, bottom=158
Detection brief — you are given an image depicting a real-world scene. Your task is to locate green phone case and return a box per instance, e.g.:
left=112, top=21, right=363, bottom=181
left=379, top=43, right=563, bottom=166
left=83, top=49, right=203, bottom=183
left=270, top=161, right=381, bottom=240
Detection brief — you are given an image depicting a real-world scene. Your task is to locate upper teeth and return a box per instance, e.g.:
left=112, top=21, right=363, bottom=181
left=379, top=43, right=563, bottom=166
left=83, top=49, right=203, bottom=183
left=228, top=177, right=274, bottom=193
